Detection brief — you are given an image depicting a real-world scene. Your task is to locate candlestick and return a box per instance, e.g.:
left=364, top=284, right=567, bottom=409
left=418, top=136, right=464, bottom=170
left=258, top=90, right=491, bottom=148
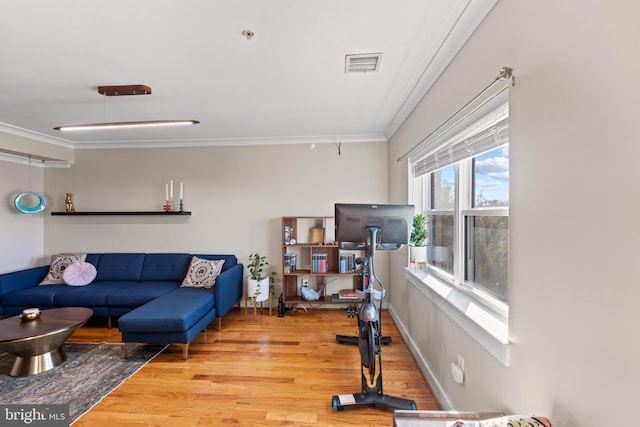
left=170, top=180, right=173, bottom=198
left=180, top=182, right=183, bottom=199
left=179, top=199, right=184, bottom=212
left=165, top=184, right=169, bottom=202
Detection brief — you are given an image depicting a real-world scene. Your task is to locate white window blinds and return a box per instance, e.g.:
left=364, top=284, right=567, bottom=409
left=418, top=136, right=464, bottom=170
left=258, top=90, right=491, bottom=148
left=411, top=92, right=509, bottom=177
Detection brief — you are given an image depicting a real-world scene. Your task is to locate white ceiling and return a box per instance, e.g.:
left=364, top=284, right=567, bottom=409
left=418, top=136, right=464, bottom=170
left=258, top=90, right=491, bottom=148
left=0, top=0, right=496, bottom=152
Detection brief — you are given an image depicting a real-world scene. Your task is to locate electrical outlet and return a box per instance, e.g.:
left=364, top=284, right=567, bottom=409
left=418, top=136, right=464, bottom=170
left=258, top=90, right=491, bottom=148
left=457, top=354, right=464, bottom=372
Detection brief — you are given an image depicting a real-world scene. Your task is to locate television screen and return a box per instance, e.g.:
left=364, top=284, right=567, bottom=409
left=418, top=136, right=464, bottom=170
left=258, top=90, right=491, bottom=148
left=334, top=203, right=414, bottom=250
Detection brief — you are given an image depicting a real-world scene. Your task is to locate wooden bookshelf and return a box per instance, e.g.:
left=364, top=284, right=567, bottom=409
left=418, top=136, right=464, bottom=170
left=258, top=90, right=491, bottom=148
left=281, top=216, right=359, bottom=311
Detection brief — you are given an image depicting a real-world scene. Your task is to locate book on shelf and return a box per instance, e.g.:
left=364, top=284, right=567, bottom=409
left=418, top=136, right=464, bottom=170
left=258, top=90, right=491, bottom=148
left=311, top=253, right=328, bottom=273
left=284, top=253, right=297, bottom=273
left=339, top=253, right=356, bottom=274
left=338, top=288, right=359, bottom=299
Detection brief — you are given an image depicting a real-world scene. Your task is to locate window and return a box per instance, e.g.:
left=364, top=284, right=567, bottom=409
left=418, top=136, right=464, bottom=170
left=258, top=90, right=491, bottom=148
left=411, top=95, right=509, bottom=308
left=465, top=146, right=509, bottom=302
left=428, top=165, right=455, bottom=274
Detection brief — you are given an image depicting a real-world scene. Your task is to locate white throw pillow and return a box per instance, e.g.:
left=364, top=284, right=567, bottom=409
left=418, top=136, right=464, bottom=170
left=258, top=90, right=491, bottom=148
left=63, top=261, right=97, bottom=286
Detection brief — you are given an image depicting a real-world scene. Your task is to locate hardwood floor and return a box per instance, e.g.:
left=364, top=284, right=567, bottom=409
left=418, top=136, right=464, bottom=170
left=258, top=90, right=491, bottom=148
left=69, top=308, right=440, bottom=426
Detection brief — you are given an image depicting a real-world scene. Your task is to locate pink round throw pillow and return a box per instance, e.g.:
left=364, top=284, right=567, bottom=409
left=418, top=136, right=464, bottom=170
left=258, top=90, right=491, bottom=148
left=62, top=261, right=97, bottom=286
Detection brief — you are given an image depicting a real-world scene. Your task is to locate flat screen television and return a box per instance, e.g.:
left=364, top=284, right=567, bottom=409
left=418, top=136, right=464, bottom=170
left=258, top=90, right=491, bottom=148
left=334, top=203, right=414, bottom=250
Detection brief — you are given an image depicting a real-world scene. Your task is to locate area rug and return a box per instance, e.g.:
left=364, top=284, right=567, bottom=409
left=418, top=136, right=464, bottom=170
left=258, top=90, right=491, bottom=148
left=0, top=342, right=166, bottom=424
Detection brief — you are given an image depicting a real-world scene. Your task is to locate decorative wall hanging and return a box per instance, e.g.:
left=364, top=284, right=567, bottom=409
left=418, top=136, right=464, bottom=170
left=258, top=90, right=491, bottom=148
left=15, top=191, right=46, bottom=214
left=14, top=157, right=46, bottom=214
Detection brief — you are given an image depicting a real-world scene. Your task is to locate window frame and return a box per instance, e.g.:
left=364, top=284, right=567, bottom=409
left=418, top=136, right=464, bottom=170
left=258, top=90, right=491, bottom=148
left=421, top=153, right=509, bottom=319
left=407, top=90, right=511, bottom=365
left=409, top=145, right=511, bottom=365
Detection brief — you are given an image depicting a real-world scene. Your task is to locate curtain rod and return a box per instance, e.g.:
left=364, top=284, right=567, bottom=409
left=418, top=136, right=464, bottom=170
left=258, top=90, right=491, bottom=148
left=396, top=66, right=515, bottom=163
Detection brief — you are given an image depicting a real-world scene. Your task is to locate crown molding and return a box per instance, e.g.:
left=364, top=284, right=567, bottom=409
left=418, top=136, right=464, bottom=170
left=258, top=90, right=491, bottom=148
left=0, top=122, right=74, bottom=148
left=70, top=134, right=388, bottom=150
left=1, top=119, right=386, bottom=151
left=382, top=0, right=498, bottom=139
left=0, top=152, right=71, bottom=168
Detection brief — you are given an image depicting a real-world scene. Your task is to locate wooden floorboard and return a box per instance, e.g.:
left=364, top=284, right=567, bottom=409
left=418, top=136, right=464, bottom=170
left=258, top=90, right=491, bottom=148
left=70, top=307, right=440, bottom=426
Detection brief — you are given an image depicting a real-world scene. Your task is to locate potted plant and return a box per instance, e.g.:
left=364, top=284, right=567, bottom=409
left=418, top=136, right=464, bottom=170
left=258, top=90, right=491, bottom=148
left=409, top=213, right=428, bottom=263
left=247, top=253, right=277, bottom=304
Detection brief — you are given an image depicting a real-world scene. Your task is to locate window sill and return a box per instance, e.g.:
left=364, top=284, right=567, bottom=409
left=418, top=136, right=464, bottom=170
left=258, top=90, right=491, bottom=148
left=405, top=267, right=511, bottom=367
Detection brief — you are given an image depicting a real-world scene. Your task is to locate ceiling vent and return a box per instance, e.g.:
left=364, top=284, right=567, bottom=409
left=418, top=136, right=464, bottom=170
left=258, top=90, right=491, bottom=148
left=345, top=53, right=382, bottom=73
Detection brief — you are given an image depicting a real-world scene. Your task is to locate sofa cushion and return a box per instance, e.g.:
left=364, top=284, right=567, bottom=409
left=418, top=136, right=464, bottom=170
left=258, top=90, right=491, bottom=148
left=140, top=253, right=192, bottom=281
left=54, top=281, right=136, bottom=306
left=95, top=253, right=145, bottom=281
left=0, top=266, right=49, bottom=296
left=2, top=285, right=77, bottom=306
left=119, top=309, right=217, bottom=346
left=181, top=256, right=224, bottom=289
left=63, top=262, right=97, bottom=286
left=118, top=287, right=214, bottom=333
left=40, top=253, right=87, bottom=285
left=106, top=281, right=180, bottom=306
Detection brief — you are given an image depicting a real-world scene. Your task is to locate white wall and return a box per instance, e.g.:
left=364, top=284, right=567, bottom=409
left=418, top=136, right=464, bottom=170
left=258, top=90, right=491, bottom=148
left=388, top=1, right=640, bottom=426
left=41, top=142, right=390, bottom=296
left=0, top=159, right=45, bottom=272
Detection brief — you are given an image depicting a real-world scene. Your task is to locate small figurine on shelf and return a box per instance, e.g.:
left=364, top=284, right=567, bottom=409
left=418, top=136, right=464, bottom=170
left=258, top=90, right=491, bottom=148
left=301, top=285, right=324, bottom=301
left=65, top=193, right=75, bottom=213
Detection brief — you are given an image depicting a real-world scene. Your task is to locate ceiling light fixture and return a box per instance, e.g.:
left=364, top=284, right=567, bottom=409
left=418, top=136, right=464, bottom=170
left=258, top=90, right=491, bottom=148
left=53, top=84, right=200, bottom=131
left=54, top=120, right=199, bottom=131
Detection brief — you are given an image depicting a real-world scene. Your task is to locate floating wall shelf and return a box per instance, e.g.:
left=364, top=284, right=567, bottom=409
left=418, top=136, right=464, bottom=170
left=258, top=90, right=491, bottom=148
left=51, top=211, right=192, bottom=216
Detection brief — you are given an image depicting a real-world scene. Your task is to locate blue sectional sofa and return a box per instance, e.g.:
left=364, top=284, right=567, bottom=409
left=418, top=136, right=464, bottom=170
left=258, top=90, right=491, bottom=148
left=0, top=253, right=243, bottom=359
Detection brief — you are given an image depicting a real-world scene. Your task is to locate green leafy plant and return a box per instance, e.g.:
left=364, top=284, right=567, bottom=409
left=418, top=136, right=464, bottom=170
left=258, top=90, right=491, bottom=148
left=247, top=253, right=277, bottom=298
left=410, top=213, right=428, bottom=247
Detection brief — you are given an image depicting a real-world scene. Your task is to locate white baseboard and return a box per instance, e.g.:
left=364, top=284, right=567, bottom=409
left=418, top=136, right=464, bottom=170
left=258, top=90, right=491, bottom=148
left=387, top=305, right=453, bottom=410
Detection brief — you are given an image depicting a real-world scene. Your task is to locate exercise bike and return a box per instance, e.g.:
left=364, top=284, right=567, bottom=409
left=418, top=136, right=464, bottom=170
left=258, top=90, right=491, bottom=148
left=331, top=225, right=417, bottom=411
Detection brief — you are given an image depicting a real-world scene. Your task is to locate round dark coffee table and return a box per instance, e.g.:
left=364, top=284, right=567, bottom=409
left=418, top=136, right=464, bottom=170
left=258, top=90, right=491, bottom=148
left=0, top=307, right=93, bottom=377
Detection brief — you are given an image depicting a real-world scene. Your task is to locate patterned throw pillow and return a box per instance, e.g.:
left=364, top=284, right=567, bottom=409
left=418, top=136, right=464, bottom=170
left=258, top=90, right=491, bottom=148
left=181, top=256, right=225, bottom=289
left=40, top=253, right=87, bottom=285
left=450, top=415, right=553, bottom=427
